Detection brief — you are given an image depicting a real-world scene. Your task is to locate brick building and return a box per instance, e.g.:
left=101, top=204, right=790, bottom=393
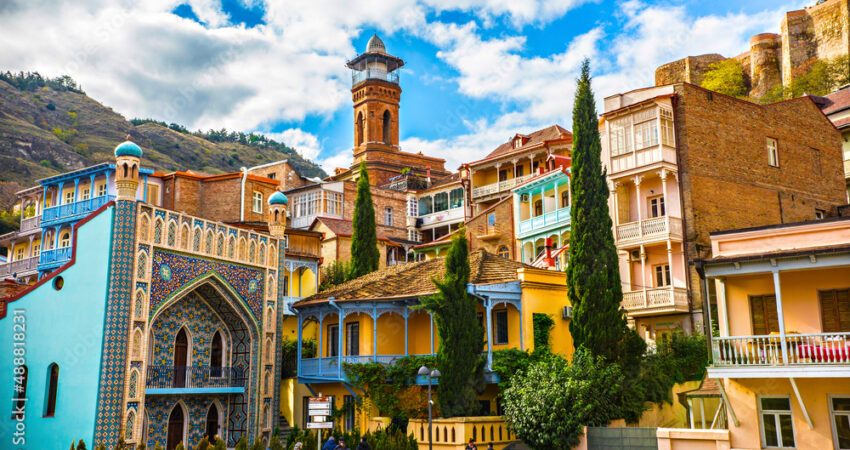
left=812, top=86, right=850, bottom=201
left=600, top=82, right=846, bottom=343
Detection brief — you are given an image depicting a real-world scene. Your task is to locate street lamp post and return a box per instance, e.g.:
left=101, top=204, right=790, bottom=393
left=418, top=365, right=441, bottom=450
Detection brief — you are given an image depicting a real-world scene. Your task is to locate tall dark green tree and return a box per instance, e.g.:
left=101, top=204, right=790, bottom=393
left=349, top=162, right=380, bottom=279
left=419, top=231, right=484, bottom=417
left=566, top=60, right=632, bottom=363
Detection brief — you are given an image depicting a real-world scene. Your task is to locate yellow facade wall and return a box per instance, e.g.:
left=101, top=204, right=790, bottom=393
left=723, top=377, right=849, bottom=450
left=517, top=269, right=572, bottom=356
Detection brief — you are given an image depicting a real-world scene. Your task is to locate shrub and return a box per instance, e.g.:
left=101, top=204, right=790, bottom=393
left=235, top=436, right=248, bottom=450
left=319, top=260, right=352, bottom=290
left=700, top=59, right=748, bottom=98
left=77, top=439, right=88, bottom=450
left=194, top=437, right=210, bottom=450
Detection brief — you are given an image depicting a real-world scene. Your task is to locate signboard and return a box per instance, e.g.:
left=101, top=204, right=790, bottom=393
left=307, top=422, right=334, bottom=429
left=309, top=396, right=332, bottom=416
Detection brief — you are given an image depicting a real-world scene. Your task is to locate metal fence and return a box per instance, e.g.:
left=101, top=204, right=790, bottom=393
left=587, top=427, right=658, bottom=450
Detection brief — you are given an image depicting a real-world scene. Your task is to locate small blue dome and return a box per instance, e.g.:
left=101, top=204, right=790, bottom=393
left=268, top=191, right=288, bottom=205
left=114, top=140, right=143, bottom=158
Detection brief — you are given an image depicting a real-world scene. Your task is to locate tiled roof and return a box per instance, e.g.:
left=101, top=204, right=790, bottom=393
left=818, top=87, right=850, bottom=115
left=295, top=249, right=530, bottom=305
left=311, top=217, right=406, bottom=245
left=470, top=125, right=571, bottom=166
left=683, top=378, right=720, bottom=398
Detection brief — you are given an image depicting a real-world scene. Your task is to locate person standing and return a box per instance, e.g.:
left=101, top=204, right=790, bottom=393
left=333, top=438, right=348, bottom=450
left=465, top=438, right=478, bottom=450
left=322, top=436, right=336, bottom=450
left=355, top=437, right=371, bottom=450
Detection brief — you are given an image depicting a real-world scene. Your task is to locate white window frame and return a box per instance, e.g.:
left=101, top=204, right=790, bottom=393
left=14, top=247, right=25, bottom=261
left=767, top=138, right=780, bottom=168
left=97, top=183, right=107, bottom=198
left=81, top=188, right=90, bottom=201
left=654, top=264, right=671, bottom=288
left=384, top=207, right=393, bottom=227
left=493, top=309, right=509, bottom=345
left=830, top=395, right=850, bottom=450
left=648, top=195, right=666, bottom=218
left=32, top=243, right=40, bottom=257
left=59, top=231, right=71, bottom=248
left=252, top=191, right=263, bottom=214
left=64, top=191, right=74, bottom=204
left=758, top=395, right=796, bottom=449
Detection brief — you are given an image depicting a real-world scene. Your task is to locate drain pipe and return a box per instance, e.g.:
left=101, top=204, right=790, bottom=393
left=239, top=166, right=248, bottom=222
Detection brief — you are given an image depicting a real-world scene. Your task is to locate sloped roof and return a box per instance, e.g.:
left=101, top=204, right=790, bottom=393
left=295, top=249, right=531, bottom=305
left=311, top=217, right=406, bottom=245
left=470, top=125, right=571, bottom=166
left=817, top=87, right=850, bottom=116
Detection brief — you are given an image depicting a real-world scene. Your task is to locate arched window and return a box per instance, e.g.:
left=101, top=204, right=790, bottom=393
left=206, top=403, right=220, bottom=443
left=265, top=337, right=273, bottom=363
left=193, top=227, right=202, bottom=252
left=167, top=404, right=185, bottom=450
left=126, top=410, right=136, bottom=440
left=173, top=329, right=189, bottom=388
left=122, top=163, right=129, bottom=178
left=167, top=220, right=177, bottom=247
left=210, top=331, right=224, bottom=371
left=59, top=231, right=71, bottom=248
left=227, top=236, right=235, bottom=259
left=138, top=215, right=150, bottom=241
left=356, top=112, right=364, bottom=146
left=382, top=110, right=391, bottom=144
left=216, top=233, right=225, bottom=256
left=264, top=369, right=271, bottom=393
left=269, top=245, right=277, bottom=266
left=128, top=370, right=138, bottom=399
left=249, top=241, right=256, bottom=263
left=259, top=244, right=266, bottom=265
left=153, top=219, right=164, bottom=244
left=238, top=238, right=247, bottom=260
left=263, top=404, right=271, bottom=429
left=44, top=363, right=59, bottom=417
left=266, top=307, right=274, bottom=327
left=533, top=199, right=542, bottom=216
left=12, top=365, right=27, bottom=417
left=497, top=245, right=510, bottom=259
left=134, top=290, right=145, bottom=319
left=267, top=275, right=276, bottom=299
left=136, top=253, right=147, bottom=279
left=205, top=230, right=214, bottom=254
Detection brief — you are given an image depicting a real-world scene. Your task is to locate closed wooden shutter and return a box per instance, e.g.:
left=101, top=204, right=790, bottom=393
left=750, top=295, right=779, bottom=335
left=820, top=289, right=850, bottom=332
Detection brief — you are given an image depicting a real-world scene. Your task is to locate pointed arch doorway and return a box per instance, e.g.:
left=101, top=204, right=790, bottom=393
left=167, top=404, right=185, bottom=450
left=206, top=402, right=222, bottom=442
left=173, top=328, right=188, bottom=388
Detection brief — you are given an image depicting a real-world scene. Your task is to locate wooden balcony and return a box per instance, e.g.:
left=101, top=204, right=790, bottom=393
left=710, top=333, right=850, bottom=377
left=616, top=216, right=682, bottom=247
left=42, top=195, right=114, bottom=226
left=38, top=247, right=72, bottom=268
left=621, top=286, right=689, bottom=316
left=0, top=256, right=39, bottom=278
left=517, top=206, right=570, bottom=238
left=609, top=144, right=677, bottom=176
left=19, top=215, right=41, bottom=233
left=472, top=174, right=534, bottom=199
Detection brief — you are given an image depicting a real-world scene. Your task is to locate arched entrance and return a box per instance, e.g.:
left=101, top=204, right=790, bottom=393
left=206, top=403, right=220, bottom=442
left=167, top=404, right=185, bottom=450
left=173, top=328, right=188, bottom=388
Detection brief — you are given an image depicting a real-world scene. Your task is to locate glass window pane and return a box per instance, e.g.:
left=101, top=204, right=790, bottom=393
left=779, top=414, right=794, bottom=447
left=834, top=413, right=850, bottom=449
left=762, top=414, right=778, bottom=447
left=835, top=398, right=850, bottom=412
left=419, top=197, right=432, bottom=215
left=761, top=397, right=791, bottom=411
left=450, top=188, right=464, bottom=208
left=434, top=192, right=448, bottom=212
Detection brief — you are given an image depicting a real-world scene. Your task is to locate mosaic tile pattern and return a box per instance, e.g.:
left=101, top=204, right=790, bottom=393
left=150, top=294, right=227, bottom=367
left=94, top=200, right=137, bottom=445
left=149, top=250, right=265, bottom=321
left=145, top=396, right=227, bottom=448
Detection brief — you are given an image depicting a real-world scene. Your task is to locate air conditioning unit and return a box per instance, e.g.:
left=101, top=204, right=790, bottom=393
left=562, top=306, right=573, bottom=320
left=629, top=249, right=641, bottom=262
left=520, top=193, right=529, bottom=202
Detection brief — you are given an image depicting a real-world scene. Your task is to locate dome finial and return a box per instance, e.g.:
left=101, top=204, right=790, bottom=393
left=125, top=134, right=133, bottom=141
left=366, top=34, right=386, bottom=54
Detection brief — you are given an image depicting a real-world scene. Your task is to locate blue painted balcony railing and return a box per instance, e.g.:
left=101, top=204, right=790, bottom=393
left=42, top=195, right=115, bottom=226
left=145, top=365, right=245, bottom=391
left=300, top=354, right=433, bottom=380
left=518, top=206, right=571, bottom=236
left=39, top=247, right=72, bottom=267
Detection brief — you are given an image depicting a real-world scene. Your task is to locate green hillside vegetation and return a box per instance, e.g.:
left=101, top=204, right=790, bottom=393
left=0, top=71, right=326, bottom=208
left=700, top=59, right=749, bottom=98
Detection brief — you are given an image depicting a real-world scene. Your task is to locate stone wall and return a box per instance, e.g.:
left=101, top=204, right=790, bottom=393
left=655, top=54, right=725, bottom=86
left=466, top=197, right=515, bottom=258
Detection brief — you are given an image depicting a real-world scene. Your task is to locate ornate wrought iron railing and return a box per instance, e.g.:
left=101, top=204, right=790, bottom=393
left=145, top=365, right=245, bottom=389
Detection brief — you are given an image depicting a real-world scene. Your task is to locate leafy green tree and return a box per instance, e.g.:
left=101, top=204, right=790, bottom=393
left=349, top=162, right=380, bottom=279
left=567, top=60, right=635, bottom=365
left=70, top=442, right=76, bottom=450
left=503, top=349, right=627, bottom=449
left=250, top=437, right=264, bottom=450
left=319, top=259, right=352, bottom=290
left=194, top=437, right=210, bottom=450
left=269, top=432, right=285, bottom=450
left=213, top=439, right=226, bottom=450
left=418, top=231, right=484, bottom=417
left=77, top=439, right=88, bottom=450
left=235, top=436, right=248, bottom=450
left=175, top=444, right=185, bottom=450
left=532, top=313, right=555, bottom=353
left=700, top=59, right=748, bottom=98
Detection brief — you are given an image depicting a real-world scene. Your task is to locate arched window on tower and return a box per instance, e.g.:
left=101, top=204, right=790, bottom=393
left=382, top=110, right=391, bottom=145
left=210, top=331, right=224, bottom=377
left=356, top=112, right=364, bottom=146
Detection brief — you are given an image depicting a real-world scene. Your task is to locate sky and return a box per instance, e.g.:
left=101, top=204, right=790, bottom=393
left=0, top=0, right=807, bottom=174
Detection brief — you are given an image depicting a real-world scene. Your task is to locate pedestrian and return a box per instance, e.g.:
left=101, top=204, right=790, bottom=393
left=356, top=436, right=371, bottom=450
left=321, top=436, right=336, bottom=450
left=465, top=438, right=478, bottom=450
left=486, top=444, right=494, bottom=450
left=333, top=438, right=348, bottom=450
left=294, top=443, right=303, bottom=450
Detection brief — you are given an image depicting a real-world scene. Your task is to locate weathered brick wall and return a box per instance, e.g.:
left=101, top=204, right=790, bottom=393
left=168, top=177, right=202, bottom=217
left=749, top=34, right=782, bottom=98
left=341, top=181, right=409, bottom=235
left=782, top=0, right=850, bottom=85
left=248, top=161, right=309, bottom=191
left=675, top=82, right=846, bottom=305
left=655, top=54, right=725, bottom=86
left=466, top=197, right=515, bottom=258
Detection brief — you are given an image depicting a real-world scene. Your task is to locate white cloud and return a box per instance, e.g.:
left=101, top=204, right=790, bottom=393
left=264, top=128, right=322, bottom=160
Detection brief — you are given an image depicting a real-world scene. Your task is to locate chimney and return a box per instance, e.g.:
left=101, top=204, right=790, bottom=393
left=543, top=237, right=555, bottom=267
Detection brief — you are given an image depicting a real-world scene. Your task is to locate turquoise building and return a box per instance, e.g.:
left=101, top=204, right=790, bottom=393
left=0, top=140, right=290, bottom=449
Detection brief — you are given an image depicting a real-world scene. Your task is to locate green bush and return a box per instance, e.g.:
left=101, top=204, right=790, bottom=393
left=286, top=428, right=416, bottom=450
left=235, top=436, right=248, bottom=450
left=76, top=439, right=88, bottom=450
left=319, top=259, right=351, bottom=290
left=700, top=59, right=748, bottom=98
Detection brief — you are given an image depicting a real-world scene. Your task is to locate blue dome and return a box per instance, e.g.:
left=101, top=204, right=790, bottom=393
left=268, top=191, right=288, bottom=205
left=114, top=140, right=143, bottom=158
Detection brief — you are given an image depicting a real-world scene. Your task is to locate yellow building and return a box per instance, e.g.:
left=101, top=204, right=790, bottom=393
left=287, top=249, right=570, bottom=431
left=699, top=216, right=850, bottom=450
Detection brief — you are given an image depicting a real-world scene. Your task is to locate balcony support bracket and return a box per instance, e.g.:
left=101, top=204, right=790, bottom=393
left=717, top=379, right=739, bottom=427
left=789, top=377, right=813, bottom=430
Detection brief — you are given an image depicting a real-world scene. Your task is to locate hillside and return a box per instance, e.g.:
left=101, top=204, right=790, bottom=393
left=0, top=73, right=326, bottom=207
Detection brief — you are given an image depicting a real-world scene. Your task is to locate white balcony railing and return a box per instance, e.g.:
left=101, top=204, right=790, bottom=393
left=712, top=332, right=850, bottom=367
left=616, top=216, right=682, bottom=245
left=291, top=212, right=342, bottom=230
left=610, top=144, right=677, bottom=174
left=518, top=206, right=571, bottom=236
left=19, top=215, right=41, bottom=233
left=417, top=207, right=465, bottom=228
left=472, top=174, right=535, bottom=198
left=0, top=256, right=39, bottom=277
left=622, top=286, right=688, bottom=314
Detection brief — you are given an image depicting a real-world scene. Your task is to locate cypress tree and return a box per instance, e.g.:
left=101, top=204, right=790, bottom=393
left=349, top=162, right=380, bottom=279
left=566, top=60, right=630, bottom=363
left=419, top=230, right=484, bottom=417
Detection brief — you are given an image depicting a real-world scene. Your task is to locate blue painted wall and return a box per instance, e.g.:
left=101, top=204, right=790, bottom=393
left=0, top=207, right=114, bottom=449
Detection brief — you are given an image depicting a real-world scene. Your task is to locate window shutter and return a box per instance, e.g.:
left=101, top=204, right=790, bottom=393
left=820, top=289, right=850, bottom=332
left=751, top=295, right=779, bottom=335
